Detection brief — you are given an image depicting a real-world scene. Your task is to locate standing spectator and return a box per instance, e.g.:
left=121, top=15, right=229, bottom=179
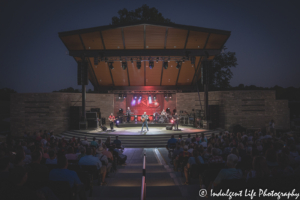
left=173, top=145, right=191, bottom=172
left=105, top=137, right=112, bottom=149
left=97, top=139, right=103, bottom=148
left=184, top=150, right=204, bottom=185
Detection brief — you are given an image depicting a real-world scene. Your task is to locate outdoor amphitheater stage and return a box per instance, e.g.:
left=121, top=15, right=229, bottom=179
left=60, top=125, right=218, bottom=147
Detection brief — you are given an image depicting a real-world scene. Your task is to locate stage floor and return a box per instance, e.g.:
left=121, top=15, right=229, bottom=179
left=77, top=125, right=208, bottom=136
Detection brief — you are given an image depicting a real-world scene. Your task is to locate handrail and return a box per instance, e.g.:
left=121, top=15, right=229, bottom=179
left=141, top=153, right=146, bottom=200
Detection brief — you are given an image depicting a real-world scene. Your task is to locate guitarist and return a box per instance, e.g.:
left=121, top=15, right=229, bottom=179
left=172, top=112, right=179, bottom=130
left=141, top=112, right=149, bottom=133
left=108, top=113, right=115, bottom=130
left=126, top=107, right=131, bottom=123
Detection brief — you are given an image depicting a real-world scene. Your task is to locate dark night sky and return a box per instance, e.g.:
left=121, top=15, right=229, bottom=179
left=1, top=0, right=299, bottom=93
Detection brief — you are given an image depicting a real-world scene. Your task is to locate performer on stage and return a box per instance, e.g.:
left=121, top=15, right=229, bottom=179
left=141, top=112, right=149, bottom=132
left=126, top=107, right=131, bottom=123
left=172, top=112, right=179, bottom=130
left=161, top=109, right=167, bottom=116
left=108, top=113, right=115, bottom=130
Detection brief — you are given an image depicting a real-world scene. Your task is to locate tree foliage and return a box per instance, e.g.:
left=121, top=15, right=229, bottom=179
left=53, top=87, right=94, bottom=93
left=112, top=4, right=172, bottom=25
left=207, top=50, right=238, bottom=90
left=0, top=88, right=17, bottom=101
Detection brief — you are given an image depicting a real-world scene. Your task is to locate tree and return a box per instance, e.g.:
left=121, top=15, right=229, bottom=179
left=0, top=88, right=17, bottom=101
left=112, top=4, right=172, bottom=25
left=53, top=87, right=80, bottom=93
left=206, top=50, right=238, bottom=90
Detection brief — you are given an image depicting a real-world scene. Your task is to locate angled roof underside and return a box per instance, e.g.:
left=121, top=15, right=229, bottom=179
left=59, top=22, right=230, bottom=89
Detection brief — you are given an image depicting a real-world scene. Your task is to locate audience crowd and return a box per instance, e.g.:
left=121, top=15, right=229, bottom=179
left=167, top=130, right=300, bottom=190
left=0, top=130, right=127, bottom=200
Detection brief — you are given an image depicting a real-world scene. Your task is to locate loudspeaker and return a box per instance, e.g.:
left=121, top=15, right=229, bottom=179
left=87, top=120, right=98, bottom=129
left=91, top=108, right=101, bottom=119
left=166, top=126, right=172, bottom=130
left=70, top=106, right=82, bottom=130
left=101, top=126, right=107, bottom=131
left=77, top=61, right=89, bottom=85
left=101, top=118, right=106, bottom=125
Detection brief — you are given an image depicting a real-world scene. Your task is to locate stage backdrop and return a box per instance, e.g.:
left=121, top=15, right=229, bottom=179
left=126, top=94, right=163, bottom=115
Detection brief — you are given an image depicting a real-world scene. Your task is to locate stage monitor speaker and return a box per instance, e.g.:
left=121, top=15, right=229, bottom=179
left=101, top=126, right=107, bottom=131
left=166, top=126, right=172, bottom=130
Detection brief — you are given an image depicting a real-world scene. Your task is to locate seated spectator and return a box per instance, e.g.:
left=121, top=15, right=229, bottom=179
left=113, top=145, right=127, bottom=165
left=166, top=135, right=177, bottom=150
left=214, top=143, right=222, bottom=155
left=231, top=148, right=241, bottom=162
left=90, top=137, right=98, bottom=147
left=77, top=147, right=86, bottom=160
left=78, top=148, right=107, bottom=186
left=113, top=136, right=123, bottom=149
left=27, top=150, right=49, bottom=187
left=96, top=146, right=112, bottom=174
left=46, top=150, right=57, bottom=164
left=81, top=137, right=89, bottom=147
left=237, top=143, right=246, bottom=157
left=41, top=135, right=47, bottom=147
left=208, top=148, right=224, bottom=164
left=199, top=133, right=208, bottom=144
left=105, top=137, right=112, bottom=149
left=174, top=145, right=191, bottom=171
left=71, top=136, right=76, bottom=143
left=265, top=148, right=278, bottom=168
left=213, top=154, right=243, bottom=188
left=101, top=145, right=113, bottom=161
left=203, top=144, right=213, bottom=162
left=173, top=144, right=183, bottom=159
left=0, top=157, right=10, bottom=186
left=177, top=135, right=183, bottom=143
left=184, top=150, right=204, bottom=185
left=97, top=139, right=103, bottom=148
left=195, top=134, right=200, bottom=143
left=247, top=156, right=270, bottom=180
left=187, top=143, right=194, bottom=154
left=185, top=134, right=191, bottom=145
left=65, top=147, right=78, bottom=160
left=0, top=166, right=41, bottom=200
left=273, top=153, right=294, bottom=177
left=43, top=148, right=49, bottom=159
left=49, top=155, right=86, bottom=200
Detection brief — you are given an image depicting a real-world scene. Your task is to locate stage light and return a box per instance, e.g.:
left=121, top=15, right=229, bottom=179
left=171, top=120, right=174, bottom=123
left=139, top=95, right=142, bottom=100
left=137, top=61, right=141, bottom=69
left=123, top=94, right=127, bottom=98
left=148, top=95, right=152, bottom=103
left=134, top=94, right=138, bottom=99
left=153, top=95, right=156, bottom=101
left=166, top=108, right=170, bottom=113
left=122, top=62, right=127, bottom=70
left=176, top=61, right=182, bottom=69
left=163, top=61, right=168, bottom=69
left=116, top=120, right=119, bottom=124
left=168, top=94, right=172, bottom=99
left=108, top=62, right=114, bottom=69
left=119, top=108, right=123, bottom=114
left=118, top=94, right=122, bottom=99
left=164, top=94, right=168, bottom=98
left=149, top=61, right=154, bottom=69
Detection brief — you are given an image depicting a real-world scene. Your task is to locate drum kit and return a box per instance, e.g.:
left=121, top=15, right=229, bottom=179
left=153, top=112, right=172, bottom=123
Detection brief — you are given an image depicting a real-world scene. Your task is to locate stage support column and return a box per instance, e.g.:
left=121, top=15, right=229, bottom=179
left=82, top=84, right=86, bottom=122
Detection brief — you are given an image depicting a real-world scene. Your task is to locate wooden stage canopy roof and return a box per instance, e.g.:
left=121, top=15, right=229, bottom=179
left=59, top=22, right=230, bottom=91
